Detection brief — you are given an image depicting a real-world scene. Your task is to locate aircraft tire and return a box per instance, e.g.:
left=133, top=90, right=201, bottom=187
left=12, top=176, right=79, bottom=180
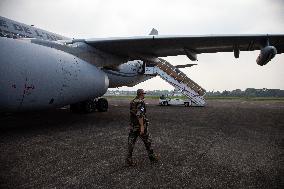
left=83, top=100, right=95, bottom=113
left=70, top=103, right=82, bottom=113
left=70, top=99, right=95, bottom=113
left=97, top=98, right=108, bottom=112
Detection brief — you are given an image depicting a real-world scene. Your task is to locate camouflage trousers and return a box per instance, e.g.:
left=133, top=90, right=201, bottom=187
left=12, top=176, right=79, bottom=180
left=127, top=126, right=154, bottom=159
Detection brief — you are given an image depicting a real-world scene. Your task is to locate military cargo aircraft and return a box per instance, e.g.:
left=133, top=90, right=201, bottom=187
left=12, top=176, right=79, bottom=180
left=0, top=16, right=283, bottom=112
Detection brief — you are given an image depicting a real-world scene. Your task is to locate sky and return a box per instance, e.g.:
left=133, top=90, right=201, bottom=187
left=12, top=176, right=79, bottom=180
left=1, top=0, right=284, bottom=91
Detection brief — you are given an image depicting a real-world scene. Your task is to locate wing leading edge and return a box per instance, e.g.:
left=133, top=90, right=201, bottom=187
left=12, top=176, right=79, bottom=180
left=84, top=34, right=284, bottom=60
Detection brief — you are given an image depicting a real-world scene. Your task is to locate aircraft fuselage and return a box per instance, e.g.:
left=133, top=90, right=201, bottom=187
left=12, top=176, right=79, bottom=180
left=0, top=16, right=150, bottom=112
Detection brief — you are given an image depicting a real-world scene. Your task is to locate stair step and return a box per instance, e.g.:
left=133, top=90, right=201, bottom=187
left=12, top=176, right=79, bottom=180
left=144, top=58, right=206, bottom=106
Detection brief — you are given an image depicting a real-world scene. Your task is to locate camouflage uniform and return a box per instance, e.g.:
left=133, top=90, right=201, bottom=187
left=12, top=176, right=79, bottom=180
left=126, top=96, right=156, bottom=161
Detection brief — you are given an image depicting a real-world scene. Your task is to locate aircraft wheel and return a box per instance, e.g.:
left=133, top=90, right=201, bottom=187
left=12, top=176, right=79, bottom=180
left=70, top=99, right=95, bottom=113
left=70, top=103, right=81, bottom=113
left=164, top=101, right=168, bottom=106
left=97, top=98, right=108, bottom=112
left=82, top=100, right=95, bottom=113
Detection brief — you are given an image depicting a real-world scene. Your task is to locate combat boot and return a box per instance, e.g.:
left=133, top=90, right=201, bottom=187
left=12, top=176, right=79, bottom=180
left=149, top=153, right=160, bottom=163
left=125, top=157, right=136, bottom=166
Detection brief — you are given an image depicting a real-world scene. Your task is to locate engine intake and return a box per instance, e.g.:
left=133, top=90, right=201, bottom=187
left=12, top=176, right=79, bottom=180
left=256, top=46, right=277, bottom=66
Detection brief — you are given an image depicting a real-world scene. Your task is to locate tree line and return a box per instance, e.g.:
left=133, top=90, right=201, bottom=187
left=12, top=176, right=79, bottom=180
left=206, top=88, right=284, bottom=97
left=107, top=88, right=284, bottom=97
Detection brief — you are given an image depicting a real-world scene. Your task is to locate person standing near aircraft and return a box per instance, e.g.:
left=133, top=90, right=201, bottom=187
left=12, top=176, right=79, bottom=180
left=126, top=89, right=159, bottom=166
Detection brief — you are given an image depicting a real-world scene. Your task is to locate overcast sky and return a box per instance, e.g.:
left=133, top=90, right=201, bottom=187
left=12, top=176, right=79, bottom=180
left=1, top=0, right=284, bottom=91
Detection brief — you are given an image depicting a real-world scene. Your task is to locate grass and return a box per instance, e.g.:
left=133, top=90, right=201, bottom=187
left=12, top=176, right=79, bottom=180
left=104, top=95, right=160, bottom=100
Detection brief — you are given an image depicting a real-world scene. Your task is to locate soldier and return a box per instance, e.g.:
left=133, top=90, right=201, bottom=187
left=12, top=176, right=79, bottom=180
left=125, top=89, right=159, bottom=166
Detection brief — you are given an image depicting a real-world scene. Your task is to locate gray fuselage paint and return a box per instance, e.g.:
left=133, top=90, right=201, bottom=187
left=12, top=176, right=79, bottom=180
left=0, top=16, right=151, bottom=111
left=0, top=37, right=109, bottom=111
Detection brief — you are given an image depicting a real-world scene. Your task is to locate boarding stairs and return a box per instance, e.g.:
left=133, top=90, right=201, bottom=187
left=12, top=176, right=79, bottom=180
left=144, top=58, right=206, bottom=106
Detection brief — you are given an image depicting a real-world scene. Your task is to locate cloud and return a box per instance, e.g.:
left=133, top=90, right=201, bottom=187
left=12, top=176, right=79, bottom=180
left=0, top=0, right=284, bottom=90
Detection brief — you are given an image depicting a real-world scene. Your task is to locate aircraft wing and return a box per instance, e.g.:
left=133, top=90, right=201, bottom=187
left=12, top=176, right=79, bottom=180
left=85, top=34, right=284, bottom=59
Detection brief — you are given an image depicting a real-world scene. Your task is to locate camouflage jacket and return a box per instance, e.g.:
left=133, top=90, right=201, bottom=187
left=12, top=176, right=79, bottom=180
left=130, top=97, right=147, bottom=127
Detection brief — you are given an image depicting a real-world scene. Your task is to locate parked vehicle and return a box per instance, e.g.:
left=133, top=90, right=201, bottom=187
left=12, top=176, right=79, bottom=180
left=159, top=95, right=192, bottom=107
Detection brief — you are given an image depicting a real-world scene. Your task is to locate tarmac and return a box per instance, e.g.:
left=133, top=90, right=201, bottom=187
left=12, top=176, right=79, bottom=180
left=0, top=99, right=283, bottom=188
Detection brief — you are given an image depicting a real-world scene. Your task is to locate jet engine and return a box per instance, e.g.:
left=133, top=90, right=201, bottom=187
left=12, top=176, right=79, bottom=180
left=0, top=37, right=109, bottom=111
left=256, top=46, right=277, bottom=66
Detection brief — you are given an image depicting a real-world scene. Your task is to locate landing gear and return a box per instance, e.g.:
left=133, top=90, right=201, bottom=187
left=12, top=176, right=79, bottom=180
left=97, top=98, right=108, bottom=112
left=70, top=98, right=108, bottom=113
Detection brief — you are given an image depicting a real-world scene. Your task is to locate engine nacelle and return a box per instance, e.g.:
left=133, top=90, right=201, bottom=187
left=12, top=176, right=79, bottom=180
left=103, top=60, right=150, bottom=88
left=184, top=49, right=198, bottom=61
left=256, top=46, right=277, bottom=66
left=0, top=37, right=109, bottom=112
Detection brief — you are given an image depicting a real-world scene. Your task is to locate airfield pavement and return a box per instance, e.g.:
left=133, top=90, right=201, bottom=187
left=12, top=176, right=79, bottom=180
left=0, top=98, right=283, bottom=188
